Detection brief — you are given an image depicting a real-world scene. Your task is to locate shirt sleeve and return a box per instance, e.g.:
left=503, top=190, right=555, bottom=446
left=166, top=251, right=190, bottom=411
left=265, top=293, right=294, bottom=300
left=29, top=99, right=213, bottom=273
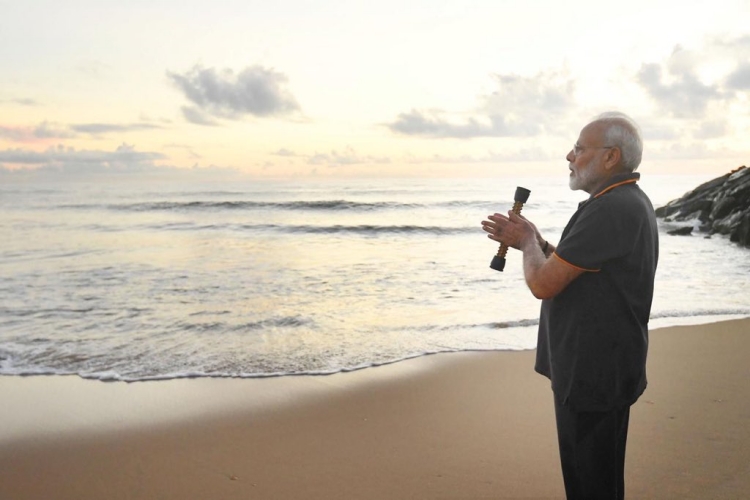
left=554, top=197, right=636, bottom=272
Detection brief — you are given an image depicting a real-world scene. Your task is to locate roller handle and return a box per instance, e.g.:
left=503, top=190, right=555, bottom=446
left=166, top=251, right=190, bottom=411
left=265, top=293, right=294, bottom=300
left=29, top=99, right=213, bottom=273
left=490, top=187, right=531, bottom=272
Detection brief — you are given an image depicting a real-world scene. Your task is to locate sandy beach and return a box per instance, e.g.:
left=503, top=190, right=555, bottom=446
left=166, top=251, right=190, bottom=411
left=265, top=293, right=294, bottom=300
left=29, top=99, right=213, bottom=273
left=1, top=318, right=749, bottom=500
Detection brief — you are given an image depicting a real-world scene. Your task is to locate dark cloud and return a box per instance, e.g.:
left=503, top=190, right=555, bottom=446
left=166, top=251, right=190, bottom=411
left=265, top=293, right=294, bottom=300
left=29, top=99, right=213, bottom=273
left=387, top=71, right=575, bottom=138
left=167, top=65, right=300, bottom=122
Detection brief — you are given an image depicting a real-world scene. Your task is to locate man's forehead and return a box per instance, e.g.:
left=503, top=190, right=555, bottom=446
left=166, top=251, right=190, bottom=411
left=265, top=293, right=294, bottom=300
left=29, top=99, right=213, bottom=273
left=578, top=121, right=605, bottom=143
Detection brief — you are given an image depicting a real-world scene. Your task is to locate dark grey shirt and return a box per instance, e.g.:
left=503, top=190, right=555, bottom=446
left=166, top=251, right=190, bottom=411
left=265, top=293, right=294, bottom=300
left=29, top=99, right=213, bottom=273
left=535, top=172, right=659, bottom=411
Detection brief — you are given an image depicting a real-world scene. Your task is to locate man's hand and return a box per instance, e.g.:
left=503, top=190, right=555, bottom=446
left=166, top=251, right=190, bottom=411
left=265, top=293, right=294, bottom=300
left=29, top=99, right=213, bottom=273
left=482, top=211, right=581, bottom=299
left=481, top=211, right=542, bottom=250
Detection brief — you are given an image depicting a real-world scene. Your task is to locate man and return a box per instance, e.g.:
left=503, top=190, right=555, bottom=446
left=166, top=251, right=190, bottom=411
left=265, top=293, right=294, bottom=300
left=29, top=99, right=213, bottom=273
left=481, top=112, right=659, bottom=500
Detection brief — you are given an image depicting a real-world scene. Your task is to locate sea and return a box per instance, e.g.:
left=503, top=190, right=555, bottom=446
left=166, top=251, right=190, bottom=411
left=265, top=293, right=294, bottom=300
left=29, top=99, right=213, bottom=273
left=2, top=174, right=749, bottom=382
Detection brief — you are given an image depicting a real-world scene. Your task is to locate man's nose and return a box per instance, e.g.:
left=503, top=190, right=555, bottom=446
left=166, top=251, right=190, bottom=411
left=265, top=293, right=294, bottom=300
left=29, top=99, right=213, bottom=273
left=565, top=150, right=575, bottom=162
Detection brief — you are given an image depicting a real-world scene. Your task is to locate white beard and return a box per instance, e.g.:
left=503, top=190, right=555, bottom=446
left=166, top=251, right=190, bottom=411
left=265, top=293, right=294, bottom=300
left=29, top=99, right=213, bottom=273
left=568, top=158, right=599, bottom=192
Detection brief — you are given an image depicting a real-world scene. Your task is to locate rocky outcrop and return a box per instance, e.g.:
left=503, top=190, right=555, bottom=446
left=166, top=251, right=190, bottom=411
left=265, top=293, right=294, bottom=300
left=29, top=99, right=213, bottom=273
left=666, top=226, right=693, bottom=236
left=655, top=166, right=750, bottom=248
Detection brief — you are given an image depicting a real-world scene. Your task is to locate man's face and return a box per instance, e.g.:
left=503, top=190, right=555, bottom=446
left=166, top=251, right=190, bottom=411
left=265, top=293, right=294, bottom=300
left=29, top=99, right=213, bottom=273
left=566, top=123, right=608, bottom=193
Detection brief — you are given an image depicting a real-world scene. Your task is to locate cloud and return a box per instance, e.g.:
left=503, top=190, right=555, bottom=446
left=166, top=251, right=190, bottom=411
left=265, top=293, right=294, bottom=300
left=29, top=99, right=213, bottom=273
left=711, top=34, right=750, bottom=56
left=272, top=148, right=298, bottom=157
left=628, top=35, right=750, bottom=153
left=0, top=126, right=30, bottom=142
left=404, top=147, right=553, bottom=164
left=636, top=39, right=750, bottom=118
left=726, top=61, right=750, bottom=90
left=639, top=122, right=682, bottom=141
left=2, top=98, right=40, bottom=106
left=70, top=123, right=163, bottom=134
left=0, top=121, right=164, bottom=142
left=0, top=122, right=75, bottom=142
left=388, top=110, right=502, bottom=139
left=266, top=146, right=389, bottom=166
left=481, top=72, right=575, bottom=131
left=307, top=147, right=390, bottom=166
left=167, top=64, right=300, bottom=123
left=75, top=60, right=112, bottom=77
left=637, top=61, right=724, bottom=118
left=0, top=149, right=48, bottom=163
left=0, top=143, right=167, bottom=175
left=0, top=145, right=248, bottom=181
left=694, top=120, right=728, bottom=139
left=647, top=141, right=714, bottom=160
left=387, top=70, right=575, bottom=138
left=180, top=106, right=220, bottom=126
left=163, top=143, right=202, bottom=159
left=35, top=122, right=78, bottom=139
left=274, top=144, right=553, bottom=168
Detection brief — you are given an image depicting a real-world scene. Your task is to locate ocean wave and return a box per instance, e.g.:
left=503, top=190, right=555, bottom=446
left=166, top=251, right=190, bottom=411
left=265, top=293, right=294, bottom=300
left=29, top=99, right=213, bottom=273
left=0, top=307, right=96, bottom=318
left=412, top=319, right=540, bottom=331
left=137, top=222, right=475, bottom=235
left=650, top=308, right=750, bottom=320
left=173, top=315, right=314, bottom=333
left=277, top=224, right=473, bottom=235
left=2, top=312, right=748, bottom=382
left=487, top=318, right=540, bottom=329
left=59, top=199, right=500, bottom=213
left=0, top=347, right=530, bottom=382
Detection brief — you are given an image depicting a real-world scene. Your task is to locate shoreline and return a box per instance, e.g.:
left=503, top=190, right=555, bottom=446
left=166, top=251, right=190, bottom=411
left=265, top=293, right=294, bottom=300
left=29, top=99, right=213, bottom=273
left=2, top=312, right=746, bottom=383
left=2, top=318, right=750, bottom=499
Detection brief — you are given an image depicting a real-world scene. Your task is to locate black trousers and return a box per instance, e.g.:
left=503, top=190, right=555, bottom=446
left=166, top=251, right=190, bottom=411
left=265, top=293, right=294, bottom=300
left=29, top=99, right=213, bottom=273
left=553, top=398, right=631, bottom=500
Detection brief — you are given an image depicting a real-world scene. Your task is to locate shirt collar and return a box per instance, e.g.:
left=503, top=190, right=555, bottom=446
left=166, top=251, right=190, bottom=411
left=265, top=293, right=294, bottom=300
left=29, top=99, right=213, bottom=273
left=579, top=172, right=640, bottom=208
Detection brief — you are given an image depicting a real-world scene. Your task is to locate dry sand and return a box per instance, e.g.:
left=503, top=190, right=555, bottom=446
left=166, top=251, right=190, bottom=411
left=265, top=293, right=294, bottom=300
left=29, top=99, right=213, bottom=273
left=1, top=318, right=749, bottom=500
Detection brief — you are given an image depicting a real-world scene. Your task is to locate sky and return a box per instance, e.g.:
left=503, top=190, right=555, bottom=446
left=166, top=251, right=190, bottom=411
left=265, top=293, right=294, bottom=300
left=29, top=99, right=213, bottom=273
left=1, top=0, right=750, bottom=180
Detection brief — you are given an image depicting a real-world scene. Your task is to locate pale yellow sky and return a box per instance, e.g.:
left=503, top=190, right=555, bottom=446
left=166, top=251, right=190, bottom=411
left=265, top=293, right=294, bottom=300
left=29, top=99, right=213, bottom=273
left=1, top=0, right=749, bottom=179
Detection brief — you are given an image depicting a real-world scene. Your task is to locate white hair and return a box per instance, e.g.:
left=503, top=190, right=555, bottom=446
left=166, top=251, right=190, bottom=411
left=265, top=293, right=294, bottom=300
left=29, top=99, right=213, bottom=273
left=591, top=111, right=643, bottom=171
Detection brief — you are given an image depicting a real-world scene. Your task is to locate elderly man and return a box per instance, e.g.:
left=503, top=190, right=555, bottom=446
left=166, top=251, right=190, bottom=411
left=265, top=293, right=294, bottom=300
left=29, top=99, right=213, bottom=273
left=481, top=112, right=659, bottom=500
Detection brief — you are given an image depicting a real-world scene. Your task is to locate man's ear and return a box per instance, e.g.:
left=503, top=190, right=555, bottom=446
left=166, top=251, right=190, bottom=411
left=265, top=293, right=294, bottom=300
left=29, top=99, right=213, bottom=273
left=604, top=147, right=622, bottom=171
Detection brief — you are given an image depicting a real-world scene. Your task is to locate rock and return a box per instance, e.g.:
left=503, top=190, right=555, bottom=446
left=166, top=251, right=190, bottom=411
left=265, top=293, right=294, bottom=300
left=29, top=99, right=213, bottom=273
left=667, top=226, right=693, bottom=236
left=656, top=166, right=750, bottom=248
left=730, top=212, right=750, bottom=245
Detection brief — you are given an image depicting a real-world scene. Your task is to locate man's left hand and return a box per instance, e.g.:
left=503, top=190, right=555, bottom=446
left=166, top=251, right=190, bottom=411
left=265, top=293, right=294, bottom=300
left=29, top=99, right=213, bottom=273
left=481, top=211, right=538, bottom=250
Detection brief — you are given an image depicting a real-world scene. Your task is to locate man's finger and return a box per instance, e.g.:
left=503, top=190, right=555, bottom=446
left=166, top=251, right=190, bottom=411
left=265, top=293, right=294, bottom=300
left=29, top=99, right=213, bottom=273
left=507, top=211, right=528, bottom=223
left=488, top=214, right=509, bottom=223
